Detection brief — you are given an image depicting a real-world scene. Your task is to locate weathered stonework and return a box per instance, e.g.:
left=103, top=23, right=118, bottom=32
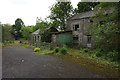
left=30, top=29, right=41, bottom=43
left=66, top=11, right=94, bottom=48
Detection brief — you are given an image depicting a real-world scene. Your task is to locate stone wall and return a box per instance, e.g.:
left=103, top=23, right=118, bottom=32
left=66, top=18, right=92, bottom=48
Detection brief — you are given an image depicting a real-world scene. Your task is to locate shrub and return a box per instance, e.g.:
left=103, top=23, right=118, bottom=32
left=19, top=41, right=22, bottom=43
left=50, top=43, right=55, bottom=50
left=107, top=50, right=119, bottom=61
left=83, top=48, right=90, bottom=53
left=93, top=49, right=103, bottom=57
left=59, top=47, right=67, bottom=55
left=54, top=47, right=59, bottom=53
left=80, top=48, right=90, bottom=53
left=34, top=48, right=40, bottom=52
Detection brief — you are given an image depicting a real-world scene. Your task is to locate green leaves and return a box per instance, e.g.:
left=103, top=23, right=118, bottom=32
left=74, top=2, right=99, bottom=14
left=21, top=26, right=33, bottom=40
left=49, top=2, right=73, bottom=30
left=88, top=2, right=119, bottom=51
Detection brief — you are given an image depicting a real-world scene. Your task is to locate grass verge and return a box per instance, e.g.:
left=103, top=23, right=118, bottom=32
left=51, top=48, right=120, bottom=78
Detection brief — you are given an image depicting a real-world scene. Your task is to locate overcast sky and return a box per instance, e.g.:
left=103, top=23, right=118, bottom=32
left=0, top=0, right=80, bottom=26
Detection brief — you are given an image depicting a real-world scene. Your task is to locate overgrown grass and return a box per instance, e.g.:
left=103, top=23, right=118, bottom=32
left=2, top=40, right=15, bottom=46
left=34, top=48, right=40, bottom=52
left=53, top=46, right=68, bottom=55
left=57, top=48, right=120, bottom=77
left=20, top=43, right=36, bottom=49
left=68, top=48, right=119, bottom=67
left=20, top=42, right=52, bottom=55
left=36, top=49, right=52, bottom=55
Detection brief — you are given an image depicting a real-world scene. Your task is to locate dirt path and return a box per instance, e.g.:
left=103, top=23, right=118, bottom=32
left=2, top=45, right=107, bottom=78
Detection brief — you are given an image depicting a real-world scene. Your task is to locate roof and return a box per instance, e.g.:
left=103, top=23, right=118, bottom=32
left=69, top=11, right=94, bottom=20
left=32, top=29, right=39, bottom=35
left=51, top=30, right=72, bottom=34
left=47, top=27, right=58, bottom=32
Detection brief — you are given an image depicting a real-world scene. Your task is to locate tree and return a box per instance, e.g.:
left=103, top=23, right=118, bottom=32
left=49, top=2, right=73, bottom=30
left=2, top=24, right=13, bottom=41
left=36, top=18, right=52, bottom=42
left=87, top=2, right=119, bottom=52
left=21, top=25, right=33, bottom=40
left=13, top=18, right=24, bottom=39
left=74, top=2, right=99, bottom=14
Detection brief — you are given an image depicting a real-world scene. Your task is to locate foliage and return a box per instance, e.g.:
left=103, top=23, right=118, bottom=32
left=2, top=40, right=14, bottom=46
left=20, top=25, right=33, bottom=40
left=87, top=2, right=119, bottom=52
left=59, top=47, right=67, bottom=55
left=34, top=48, right=40, bottom=52
left=49, top=42, right=55, bottom=50
left=2, top=24, right=14, bottom=42
left=12, top=18, right=24, bottom=40
left=36, top=18, right=49, bottom=32
left=49, top=2, right=73, bottom=30
left=93, top=49, right=103, bottom=57
left=74, top=2, right=99, bottom=14
left=54, top=47, right=59, bottom=53
left=80, top=48, right=90, bottom=54
left=107, top=50, right=119, bottom=61
left=35, top=18, right=52, bottom=42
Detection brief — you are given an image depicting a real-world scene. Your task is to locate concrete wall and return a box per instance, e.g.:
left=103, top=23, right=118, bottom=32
left=66, top=18, right=92, bottom=48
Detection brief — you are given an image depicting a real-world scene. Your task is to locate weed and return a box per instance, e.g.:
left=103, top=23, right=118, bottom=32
left=34, top=48, right=40, bottom=52
left=80, top=48, right=90, bottom=54
left=54, top=47, right=59, bottom=53
left=59, top=47, right=67, bottom=55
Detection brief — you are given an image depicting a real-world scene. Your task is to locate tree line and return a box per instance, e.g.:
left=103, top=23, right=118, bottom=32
left=1, top=2, right=120, bottom=54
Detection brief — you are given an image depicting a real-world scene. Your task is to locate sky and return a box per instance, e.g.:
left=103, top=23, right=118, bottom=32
left=0, top=0, right=80, bottom=26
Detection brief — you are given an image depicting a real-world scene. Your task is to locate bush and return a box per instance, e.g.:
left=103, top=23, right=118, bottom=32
left=83, top=48, right=90, bottom=53
left=34, top=48, right=40, bottom=52
left=80, top=48, right=90, bottom=53
left=50, top=43, right=55, bottom=50
left=93, top=49, right=103, bottom=57
left=107, top=50, right=119, bottom=61
left=59, top=47, right=67, bottom=55
left=54, top=47, right=59, bottom=53
left=19, top=41, right=22, bottom=43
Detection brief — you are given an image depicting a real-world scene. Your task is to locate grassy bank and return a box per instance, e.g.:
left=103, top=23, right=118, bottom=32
left=52, top=48, right=120, bottom=78
left=2, top=40, right=15, bottom=47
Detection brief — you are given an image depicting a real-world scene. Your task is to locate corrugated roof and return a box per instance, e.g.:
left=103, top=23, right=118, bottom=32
left=69, top=11, right=94, bottom=20
left=32, top=29, right=39, bottom=35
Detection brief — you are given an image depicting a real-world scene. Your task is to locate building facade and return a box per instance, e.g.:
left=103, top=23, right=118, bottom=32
left=66, top=11, right=94, bottom=48
left=31, top=29, right=41, bottom=43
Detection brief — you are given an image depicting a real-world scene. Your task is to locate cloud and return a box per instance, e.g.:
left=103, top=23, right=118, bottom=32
left=0, top=0, right=79, bottom=26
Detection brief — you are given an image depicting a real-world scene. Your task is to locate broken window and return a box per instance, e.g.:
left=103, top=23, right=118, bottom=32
left=73, top=35, right=79, bottom=40
left=73, top=24, right=79, bottom=31
left=35, top=36, right=36, bottom=42
left=90, top=19, right=93, bottom=23
left=88, top=19, right=93, bottom=23
left=87, top=35, right=91, bottom=44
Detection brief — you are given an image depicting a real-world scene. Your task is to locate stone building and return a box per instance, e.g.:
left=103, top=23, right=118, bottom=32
left=30, top=27, right=58, bottom=44
left=52, top=11, right=94, bottom=48
left=31, top=29, right=41, bottom=43
left=66, top=11, right=94, bottom=48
